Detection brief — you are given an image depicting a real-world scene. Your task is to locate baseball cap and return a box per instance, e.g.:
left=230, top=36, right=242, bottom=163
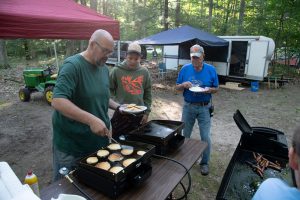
left=127, top=42, right=141, bottom=55
left=190, top=44, right=204, bottom=58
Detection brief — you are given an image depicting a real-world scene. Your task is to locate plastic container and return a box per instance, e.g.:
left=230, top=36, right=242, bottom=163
left=250, top=81, right=259, bottom=92
left=24, top=170, right=40, bottom=197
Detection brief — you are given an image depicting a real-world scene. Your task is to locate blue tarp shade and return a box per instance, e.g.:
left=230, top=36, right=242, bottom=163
left=137, top=25, right=228, bottom=47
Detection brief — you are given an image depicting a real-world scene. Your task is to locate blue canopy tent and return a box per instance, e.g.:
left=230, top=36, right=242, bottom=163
left=137, top=25, right=227, bottom=46
left=137, top=25, right=229, bottom=64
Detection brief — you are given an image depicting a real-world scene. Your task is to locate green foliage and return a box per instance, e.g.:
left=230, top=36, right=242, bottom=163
left=2, top=0, right=300, bottom=71
left=270, top=64, right=300, bottom=78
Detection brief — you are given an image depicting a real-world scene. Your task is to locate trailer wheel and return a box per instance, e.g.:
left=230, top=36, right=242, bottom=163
left=19, top=88, right=31, bottom=102
left=44, top=86, right=54, bottom=105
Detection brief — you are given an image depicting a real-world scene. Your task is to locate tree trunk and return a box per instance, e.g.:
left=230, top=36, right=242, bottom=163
left=237, top=0, right=245, bottom=35
left=200, top=0, right=204, bottom=18
left=23, top=40, right=30, bottom=60
left=80, top=0, right=86, bottom=5
left=66, top=40, right=76, bottom=57
left=0, top=40, right=9, bottom=69
left=221, top=0, right=231, bottom=34
left=102, top=0, right=107, bottom=15
left=175, top=0, right=180, bottom=27
left=272, top=12, right=285, bottom=74
left=90, top=0, right=97, bottom=11
left=208, top=0, right=213, bottom=32
left=163, top=0, right=169, bottom=30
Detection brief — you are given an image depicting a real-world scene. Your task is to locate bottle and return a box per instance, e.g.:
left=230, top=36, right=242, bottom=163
left=24, top=170, right=40, bottom=197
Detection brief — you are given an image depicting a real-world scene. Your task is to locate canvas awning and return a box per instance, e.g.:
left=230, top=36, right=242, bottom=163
left=0, top=0, right=120, bottom=40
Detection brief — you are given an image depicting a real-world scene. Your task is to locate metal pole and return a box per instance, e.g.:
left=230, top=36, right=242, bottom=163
left=117, top=40, right=121, bottom=63
left=53, top=42, right=59, bottom=68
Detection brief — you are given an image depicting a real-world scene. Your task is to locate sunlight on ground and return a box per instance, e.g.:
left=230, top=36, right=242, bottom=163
left=0, top=102, right=13, bottom=110
left=150, top=97, right=182, bottom=121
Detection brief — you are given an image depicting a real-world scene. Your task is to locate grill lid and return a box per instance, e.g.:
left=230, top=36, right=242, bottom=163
left=233, top=110, right=253, bottom=135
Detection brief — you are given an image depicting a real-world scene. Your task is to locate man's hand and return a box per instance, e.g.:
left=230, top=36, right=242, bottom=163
left=176, top=81, right=192, bottom=90
left=182, top=81, right=193, bottom=89
left=88, top=116, right=109, bottom=137
left=204, top=87, right=218, bottom=94
left=140, top=114, right=148, bottom=124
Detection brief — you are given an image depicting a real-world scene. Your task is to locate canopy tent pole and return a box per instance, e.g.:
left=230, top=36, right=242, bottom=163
left=117, top=40, right=121, bottom=63
left=53, top=42, right=59, bottom=68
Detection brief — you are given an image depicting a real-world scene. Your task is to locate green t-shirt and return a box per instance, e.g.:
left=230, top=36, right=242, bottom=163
left=52, top=54, right=110, bottom=156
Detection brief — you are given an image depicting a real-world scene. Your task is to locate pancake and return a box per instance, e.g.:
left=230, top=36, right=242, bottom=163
left=109, top=166, right=124, bottom=174
left=108, top=153, right=124, bottom=162
left=95, top=162, right=111, bottom=171
left=107, top=143, right=121, bottom=151
left=126, top=104, right=136, bottom=108
left=86, top=157, right=98, bottom=165
left=121, top=149, right=134, bottom=156
left=97, top=149, right=109, bottom=157
left=137, top=151, right=146, bottom=156
left=123, top=158, right=137, bottom=167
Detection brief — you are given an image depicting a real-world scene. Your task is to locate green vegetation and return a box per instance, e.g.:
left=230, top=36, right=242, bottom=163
left=1, top=0, right=299, bottom=75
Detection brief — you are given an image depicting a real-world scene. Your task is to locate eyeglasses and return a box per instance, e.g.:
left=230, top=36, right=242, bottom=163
left=191, top=56, right=201, bottom=59
left=94, top=41, right=113, bottom=55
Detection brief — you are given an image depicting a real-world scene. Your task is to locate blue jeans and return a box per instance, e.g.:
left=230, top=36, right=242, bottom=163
left=52, top=144, right=88, bottom=182
left=181, top=101, right=211, bottom=165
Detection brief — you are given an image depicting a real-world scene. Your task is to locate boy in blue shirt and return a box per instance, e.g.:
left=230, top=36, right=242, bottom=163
left=176, top=44, right=219, bottom=175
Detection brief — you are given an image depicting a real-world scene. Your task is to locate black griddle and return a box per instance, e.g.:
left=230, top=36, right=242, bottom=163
left=74, top=140, right=155, bottom=198
left=216, top=110, right=295, bottom=200
left=126, top=120, right=185, bottom=155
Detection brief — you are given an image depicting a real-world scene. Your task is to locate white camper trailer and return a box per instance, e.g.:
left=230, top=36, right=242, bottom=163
left=162, top=36, right=275, bottom=81
left=210, top=36, right=275, bottom=81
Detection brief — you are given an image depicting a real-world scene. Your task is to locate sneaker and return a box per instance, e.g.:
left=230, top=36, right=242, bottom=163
left=200, top=164, right=209, bottom=176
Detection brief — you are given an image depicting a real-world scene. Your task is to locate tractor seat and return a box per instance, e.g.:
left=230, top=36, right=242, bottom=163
left=51, top=74, right=58, bottom=79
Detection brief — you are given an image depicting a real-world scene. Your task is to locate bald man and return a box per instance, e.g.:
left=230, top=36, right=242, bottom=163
left=51, top=29, right=120, bottom=181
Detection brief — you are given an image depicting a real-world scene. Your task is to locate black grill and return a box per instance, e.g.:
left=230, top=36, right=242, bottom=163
left=216, top=110, right=295, bottom=200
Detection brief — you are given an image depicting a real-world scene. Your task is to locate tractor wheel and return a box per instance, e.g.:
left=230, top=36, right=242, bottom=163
left=44, top=86, right=54, bottom=105
left=19, top=88, right=31, bottom=102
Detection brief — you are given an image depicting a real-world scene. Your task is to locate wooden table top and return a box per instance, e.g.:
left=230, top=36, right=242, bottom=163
left=41, top=139, right=207, bottom=200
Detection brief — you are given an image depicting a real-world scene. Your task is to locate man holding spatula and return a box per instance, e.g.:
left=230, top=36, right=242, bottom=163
left=51, top=30, right=120, bottom=181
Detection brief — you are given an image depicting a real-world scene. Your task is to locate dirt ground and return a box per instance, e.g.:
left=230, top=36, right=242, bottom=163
left=0, top=66, right=300, bottom=199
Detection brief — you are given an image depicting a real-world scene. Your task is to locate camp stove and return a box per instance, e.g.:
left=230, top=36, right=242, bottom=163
left=125, top=120, right=185, bottom=155
left=74, top=140, right=155, bottom=198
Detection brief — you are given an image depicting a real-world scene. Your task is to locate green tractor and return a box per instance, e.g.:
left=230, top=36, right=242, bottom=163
left=19, top=66, right=57, bottom=105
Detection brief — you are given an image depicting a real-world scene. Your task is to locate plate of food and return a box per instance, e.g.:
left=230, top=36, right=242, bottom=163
left=119, top=104, right=147, bottom=114
left=189, top=86, right=210, bottom=93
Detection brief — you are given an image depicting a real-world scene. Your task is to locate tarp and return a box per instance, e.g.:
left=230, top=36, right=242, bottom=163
left=0, top=0, right=120, bottom=40
left=137, top=25, right=228, bottom=47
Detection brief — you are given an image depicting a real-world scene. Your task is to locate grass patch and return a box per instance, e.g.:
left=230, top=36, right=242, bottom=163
left=172, top=149, right=231, bottom=200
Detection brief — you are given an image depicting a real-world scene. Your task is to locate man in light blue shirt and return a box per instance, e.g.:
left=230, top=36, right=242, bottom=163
left=253, top=126, right=300, bottom=199
left=176, top=44, right=219, bottom=175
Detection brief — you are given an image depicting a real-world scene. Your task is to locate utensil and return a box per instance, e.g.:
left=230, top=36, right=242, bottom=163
left=106, top=130, right=121, bottom=146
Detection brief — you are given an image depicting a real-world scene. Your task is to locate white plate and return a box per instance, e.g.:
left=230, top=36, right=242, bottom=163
left=51, top=194, right=86, bottom=200
left=189, top=87, right=209, bottom=93
left=119, top=104, right=147, bottom=114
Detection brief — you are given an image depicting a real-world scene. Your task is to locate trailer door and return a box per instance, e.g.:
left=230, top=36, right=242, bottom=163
left=163, top=45, right=179, bottom=70
left=246, top=41, right=268, bottom=80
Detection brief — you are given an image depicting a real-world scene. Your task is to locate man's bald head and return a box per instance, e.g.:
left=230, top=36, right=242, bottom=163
left=90, top=29, right=114, bottom=44
left=85, top=29, right=114, bottom=66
